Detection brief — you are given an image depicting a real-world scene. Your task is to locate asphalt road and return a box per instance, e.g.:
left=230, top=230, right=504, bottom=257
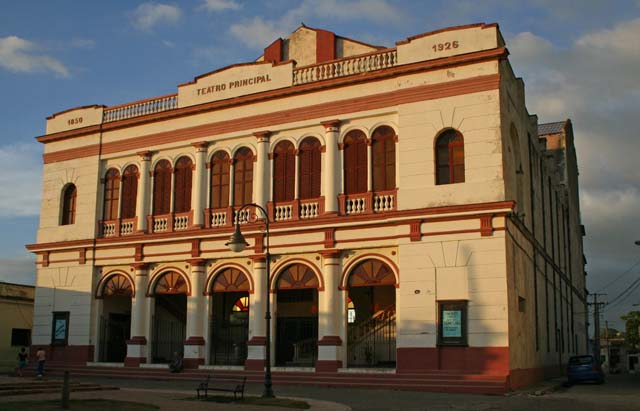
left=71, top=372, right=640, bottom=411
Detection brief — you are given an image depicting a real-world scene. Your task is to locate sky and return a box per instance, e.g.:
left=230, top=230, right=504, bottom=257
left=1, top=0, right=639, bottom=329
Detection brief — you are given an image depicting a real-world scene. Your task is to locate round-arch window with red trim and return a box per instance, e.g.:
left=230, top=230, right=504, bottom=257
left=154, top=271, right=188, bottom=295
left=211, top=268, right=250, bottom=293
left=101, top=274, right=133, bottom=298
left=436, top=129, right=465, bottom=185
left=348, top=259, right=395, bottom=287
left=276, top=264, right=319, bottom=290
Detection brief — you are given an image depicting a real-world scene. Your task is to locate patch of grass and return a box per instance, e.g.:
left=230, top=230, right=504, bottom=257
left=0, top=399, right=159, bottom=411
left=192, top=395, right=310, bottom=409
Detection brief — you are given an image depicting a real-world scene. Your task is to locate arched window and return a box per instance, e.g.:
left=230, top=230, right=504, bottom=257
left=298, top=137, right=321, bottom=199
left=371, top=126, right=396, bottom=191
left=435, top=129, right=465, bottom=185
left=233, top=147, right=254, bottom=206
left=210, top=151, right=230, bottom=209
left=120, top=165, right=138, bottom=219
left=153, top=160, right=172, bottom=215
left=103, top=169, right=120, bottom=221
left=173, top=156, right=193, bottom=213
left=273, top=141, right=295, bottom=202
left=61, top=184, right=77, bottom=225
left=343, top=130, right=368, bottom=195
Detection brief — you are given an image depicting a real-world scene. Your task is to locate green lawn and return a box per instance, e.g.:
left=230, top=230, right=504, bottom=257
left=193, top=395, right=310, bottom=409
left=0, top=399, right=158, bottom=411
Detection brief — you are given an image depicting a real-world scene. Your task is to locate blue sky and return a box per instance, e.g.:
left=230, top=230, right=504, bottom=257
left=1, top=0, right=639, bottom=328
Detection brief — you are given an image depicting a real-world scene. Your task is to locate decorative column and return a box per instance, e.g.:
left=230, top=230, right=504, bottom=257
left=367, top=137, right=373, bottom=192
left=191, top=142, right=209, bottom=228
left=184, top=259, right=206, bottom=368
left=125, top=263, right=149, bottom=366
left=253, top=131, right=271, bottom=211
left=245, top=255, right=267, bottom=370
left=135, top=151, right=152, bottom=233
left=321, top=120, right=341, bottom=215
left=317, top=249, right=343, bottom=372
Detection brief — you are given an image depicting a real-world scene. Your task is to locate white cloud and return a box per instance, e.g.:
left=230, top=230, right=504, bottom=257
left=0, top=36, right=70, bottom=77
left=201, top=0, right=241, bottom=12
left=129, top=3, right=182, bottom=32
left=576, top=18, right=640, bottom=57
left=0, top=143, right=42, bottom=217
left=229, top=0, right=406, bottom=49
left=229, top=16, right=287, bottom=49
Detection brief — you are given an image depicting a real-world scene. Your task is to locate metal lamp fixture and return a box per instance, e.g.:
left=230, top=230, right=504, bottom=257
left=226, top=203, right=274, bottom=398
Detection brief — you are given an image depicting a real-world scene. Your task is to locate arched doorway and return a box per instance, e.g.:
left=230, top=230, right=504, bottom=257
left=275, top=264, right=319, bottom=367
left=98, top=274, right=132, bottom=362
left=151, top=271, right=187, bottom=363
left=209, top=267, right=250, bottom=365
left=346, top=259, right=396, bottom=368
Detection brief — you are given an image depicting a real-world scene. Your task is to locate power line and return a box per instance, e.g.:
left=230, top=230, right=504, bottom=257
left=603, top=276, right=640, bottom=311
left=596, top=258, right=640, bottom=292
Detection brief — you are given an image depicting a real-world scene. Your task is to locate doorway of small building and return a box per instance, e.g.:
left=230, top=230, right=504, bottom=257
left=275, top=264, right=319, bottom=367
left=98, top=274, right=132, bottom=363
left=209, top=267, right=251, bottom=365
left=346, top=259, right=397, bottom=368
left=151, top=271, right=187, bottom=363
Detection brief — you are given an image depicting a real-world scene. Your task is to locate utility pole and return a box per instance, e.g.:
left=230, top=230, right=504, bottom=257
left=590, top=293, right=607, bottom=364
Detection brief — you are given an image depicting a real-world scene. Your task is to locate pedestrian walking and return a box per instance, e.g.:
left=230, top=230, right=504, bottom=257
left=36, top=348, right=46, bottom=377
left=17, top=347, right=28, bottom=377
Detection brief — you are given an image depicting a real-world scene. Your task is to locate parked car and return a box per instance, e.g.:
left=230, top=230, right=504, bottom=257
left=567, top=355, right=605, bottom=385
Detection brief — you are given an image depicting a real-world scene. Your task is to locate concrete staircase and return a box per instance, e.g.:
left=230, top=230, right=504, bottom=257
left=38, top=363, right=508, bottom=394
left=0, top=378, right=119, bottom=396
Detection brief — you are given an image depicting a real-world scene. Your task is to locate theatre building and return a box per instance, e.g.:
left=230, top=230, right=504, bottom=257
left=26, top=23, right=587, bottom=391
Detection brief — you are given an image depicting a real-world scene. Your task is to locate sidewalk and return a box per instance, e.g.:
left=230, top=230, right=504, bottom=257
left=0, top=376, right=350, bottom=411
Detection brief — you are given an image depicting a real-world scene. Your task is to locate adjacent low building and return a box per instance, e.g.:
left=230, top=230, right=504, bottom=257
left=0, top=282, right=34, bottom=369
left=26, top=23, right=588, bottom=390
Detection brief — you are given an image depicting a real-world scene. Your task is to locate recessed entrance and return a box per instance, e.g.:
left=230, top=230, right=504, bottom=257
left=151, top=271, right=187, bottom=363
left=275, top=264, right=319, bottom=367
left=346, top=259, right=396, bottom=368
left=98, top=274, right=132, bottom=363
left=209, top=267, right=250, bottom=365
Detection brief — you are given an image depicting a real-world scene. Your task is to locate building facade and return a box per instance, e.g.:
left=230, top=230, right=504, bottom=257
left=27, top=23, right=587, bottom=389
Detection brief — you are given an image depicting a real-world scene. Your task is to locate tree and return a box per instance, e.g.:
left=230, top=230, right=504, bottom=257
left=600, top=327, right=623, bottom=339
left=620, top=310, right=640, bottom=351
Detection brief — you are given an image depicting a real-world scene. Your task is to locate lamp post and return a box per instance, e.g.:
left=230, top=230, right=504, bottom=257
left=225, top=203, right=274, bottom=398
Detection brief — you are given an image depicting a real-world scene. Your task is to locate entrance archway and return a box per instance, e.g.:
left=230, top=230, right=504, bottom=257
left=151, top=271, right=187, bottom=363
left=97, top=273, right=132, bottom=363
left=275, top=264, right=319, bottom=367
left=346, top=259, right=396, bottom=368
left=209, top=267, right=250, bottom=365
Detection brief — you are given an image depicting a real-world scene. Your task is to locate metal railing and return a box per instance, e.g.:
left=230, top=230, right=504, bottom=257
left=347, top=305, right=396, bottom=367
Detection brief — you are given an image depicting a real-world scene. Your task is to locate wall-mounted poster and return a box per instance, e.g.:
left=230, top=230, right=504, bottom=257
left=442, top=310, right=462, bottom=337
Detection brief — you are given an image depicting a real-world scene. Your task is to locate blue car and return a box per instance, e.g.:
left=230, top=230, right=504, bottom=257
left=567, top=355, right=605, bottom=385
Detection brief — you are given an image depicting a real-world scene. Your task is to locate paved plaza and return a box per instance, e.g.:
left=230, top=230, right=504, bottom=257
left=2, top=373, right=639, bottom=411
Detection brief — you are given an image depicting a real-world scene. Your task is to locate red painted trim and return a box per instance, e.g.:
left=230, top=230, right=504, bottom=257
left=396, top=22, right=498, bottom=45
left=245, top=359, right=265, bottom=371
left=186, top=258, right=206, bottom=267
left=410, top=219, right=422, bottom=241
left=315, top=360, right=342, bottom=372
left=316, top=29, right=335, bottom=63
left=319, top=249, right=341, bottom=259
left=95, top=270, right=136, bottom=299
left=31, top=345, right=94, bottom=365
left=318, top=335, right=342, bottom=346
left=247, top=336, right=266, bottom=346
left=124, top=356, right=147, bottom=367
left=270, top=258, right=325, bottom=292
left=480, top=214, right=494, bottom=236
left=147, top=266, right=192, bottom=296
left=184, top=336, right=205, bottom=345
left=127, top=336, right=147, bottom=345
left=263, top=38, right=283, bottom=63
left=183, top=358, right=205, bottom=369
left=130, top=262, right=150, bottom=270
left=340, top=253, right=400, bottom=290
left=40, top=73, right=501, bottom=164
left=324, top=228, right=335, bottom=248
left=396, top=346, right=509, bottom=374
left=204, top=262, right=254, bottom=295
left=190, top=239, right=200, bottom=257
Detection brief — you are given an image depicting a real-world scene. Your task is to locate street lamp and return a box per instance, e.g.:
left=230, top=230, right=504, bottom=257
left=225, top=203, right=274, bottom=398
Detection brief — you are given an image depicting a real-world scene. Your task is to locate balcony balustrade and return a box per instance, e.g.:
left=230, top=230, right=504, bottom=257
left=147, top=211, right=193, bottom=234
left=267, top=198, right=325, bottom=222
left=339, top=189, right=397, bottom=215
left=98, top=218, right=137, bottom=237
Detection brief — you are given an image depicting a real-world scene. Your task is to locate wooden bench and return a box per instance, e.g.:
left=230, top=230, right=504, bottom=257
left=196, top=375, right=247, bottom=400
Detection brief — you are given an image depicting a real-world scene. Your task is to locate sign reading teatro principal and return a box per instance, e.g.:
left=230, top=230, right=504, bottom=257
left=178, top=61, right=293, bottom=108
